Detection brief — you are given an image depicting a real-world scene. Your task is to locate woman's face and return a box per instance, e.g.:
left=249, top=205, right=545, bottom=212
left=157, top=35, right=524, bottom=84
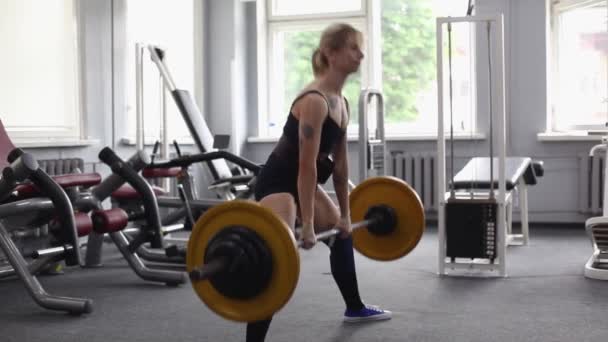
left=329, top=33, right=364, bottom=75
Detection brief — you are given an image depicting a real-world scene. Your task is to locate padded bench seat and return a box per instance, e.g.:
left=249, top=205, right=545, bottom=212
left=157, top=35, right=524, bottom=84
left=452, top=157, right=543, bottom=191
left=15, top=173, right=102, bottom=197
left=49, top=212, right=94, bottom=238
left=91, top=208, right=129, bottom=234
left=111, top=184, right=168, bottom=200
left=142, top=167, right=182, bottom=179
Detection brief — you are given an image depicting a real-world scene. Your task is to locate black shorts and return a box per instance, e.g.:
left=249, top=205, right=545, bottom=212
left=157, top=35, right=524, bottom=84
left=254, top=152, right=334, bottom=203
left=254, top=153, right=299, bottom=202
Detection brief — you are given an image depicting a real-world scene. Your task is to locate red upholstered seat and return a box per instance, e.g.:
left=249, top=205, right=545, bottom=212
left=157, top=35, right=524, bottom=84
left=91, top=208, right=129, bottom=233
left=111, top=184, right=168, bottom=200
left=142, top=167, right=182, bottom=178
left=74, top=212, right=94, bottom=237
left=16, top=173, right=102, bottom=196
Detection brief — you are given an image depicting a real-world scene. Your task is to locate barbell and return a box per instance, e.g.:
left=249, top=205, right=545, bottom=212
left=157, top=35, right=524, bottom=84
left=186, top=176, right=425, bottom=322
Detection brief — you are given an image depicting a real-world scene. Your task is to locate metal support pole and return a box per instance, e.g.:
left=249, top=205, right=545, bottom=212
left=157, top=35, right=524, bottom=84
left=358, top=88, right=385, bottom=182
left=136, top=43, right=145, bottom=150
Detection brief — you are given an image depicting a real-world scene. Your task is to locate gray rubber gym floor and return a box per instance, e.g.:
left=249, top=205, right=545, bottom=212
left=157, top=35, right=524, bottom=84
left=1, top=226, right=607, bottom=342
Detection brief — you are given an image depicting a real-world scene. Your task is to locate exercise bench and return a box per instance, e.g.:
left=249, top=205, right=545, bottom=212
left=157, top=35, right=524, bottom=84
left=439, top=156, right=544, bottom=276
left=451, top=157, right=544, bottom=246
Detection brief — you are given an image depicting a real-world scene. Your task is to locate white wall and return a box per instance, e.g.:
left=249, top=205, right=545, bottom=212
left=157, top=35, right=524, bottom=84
left=13, top=0, right=598, bottom=224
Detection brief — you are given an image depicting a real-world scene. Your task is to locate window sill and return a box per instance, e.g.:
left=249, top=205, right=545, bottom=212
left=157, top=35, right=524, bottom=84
left=13, top=138, right=100, bottom=148
left=537, top=131, right=606, bottom=142
left=247, top=132, right=486, bottom=144
left=120, top=136, right=195, bottom=146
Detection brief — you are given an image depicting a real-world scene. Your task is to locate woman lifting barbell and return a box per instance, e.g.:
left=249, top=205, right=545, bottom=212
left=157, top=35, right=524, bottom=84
left=249, top=23, right=391, bottom=342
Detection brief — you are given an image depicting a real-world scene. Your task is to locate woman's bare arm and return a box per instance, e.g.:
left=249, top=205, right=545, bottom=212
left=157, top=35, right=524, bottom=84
left=296, top=94, right=328, bottom=247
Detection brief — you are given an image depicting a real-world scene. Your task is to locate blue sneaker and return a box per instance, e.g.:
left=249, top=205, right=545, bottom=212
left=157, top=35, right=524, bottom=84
left=343, top=305, right=392, bottom=323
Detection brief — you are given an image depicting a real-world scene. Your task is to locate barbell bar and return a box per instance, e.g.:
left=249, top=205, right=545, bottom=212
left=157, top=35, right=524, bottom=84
left=188, top=214, right=384, bottom=281
left=186, top=176, right=425, bottom=322
left=299, top=217, right=376, bottom=248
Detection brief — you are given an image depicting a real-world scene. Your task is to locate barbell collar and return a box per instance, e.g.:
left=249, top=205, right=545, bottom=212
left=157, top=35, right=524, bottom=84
left=189, top=256, right=229, bottom=282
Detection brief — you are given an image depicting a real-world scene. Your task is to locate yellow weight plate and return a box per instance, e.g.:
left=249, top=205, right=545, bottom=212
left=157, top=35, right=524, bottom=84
left=186, top=200, right=300, bottom=322
left=350, top=176, right=425, bottom=261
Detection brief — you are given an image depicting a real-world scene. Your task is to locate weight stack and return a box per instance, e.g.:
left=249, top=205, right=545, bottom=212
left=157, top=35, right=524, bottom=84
left=445, top=199, right=497, bottom=260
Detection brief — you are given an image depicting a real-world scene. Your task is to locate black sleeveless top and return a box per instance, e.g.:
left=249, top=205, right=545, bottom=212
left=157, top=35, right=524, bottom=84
left=279, top=90, right=346, bottom=157
left=254, top=90, right=347, bottom=201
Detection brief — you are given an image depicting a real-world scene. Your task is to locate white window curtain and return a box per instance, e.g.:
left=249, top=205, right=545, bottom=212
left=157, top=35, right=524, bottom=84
left=0, top=0, right=81, bottom=142
left=119, top=0, right=201, bottom=143
left=551, top=0, right=608, bottom=131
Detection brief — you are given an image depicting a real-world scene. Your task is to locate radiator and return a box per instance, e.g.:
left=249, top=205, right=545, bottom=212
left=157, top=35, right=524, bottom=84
left=390, top=152, right=437, bottom=212
left=37, top=158, right=84, bottom=176
left=579, top=153, right=604, bottom=215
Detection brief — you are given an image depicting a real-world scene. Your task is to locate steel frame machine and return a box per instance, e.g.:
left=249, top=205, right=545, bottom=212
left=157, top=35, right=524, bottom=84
left=436, top=14, right=509, bottom=276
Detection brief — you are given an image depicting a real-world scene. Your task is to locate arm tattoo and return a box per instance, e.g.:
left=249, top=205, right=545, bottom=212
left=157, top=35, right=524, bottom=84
left=301, top=124, right=314, bottom=139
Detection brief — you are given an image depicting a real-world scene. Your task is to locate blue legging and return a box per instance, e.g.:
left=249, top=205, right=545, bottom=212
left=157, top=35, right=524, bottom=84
left=246, top=236, right=364, bottom=342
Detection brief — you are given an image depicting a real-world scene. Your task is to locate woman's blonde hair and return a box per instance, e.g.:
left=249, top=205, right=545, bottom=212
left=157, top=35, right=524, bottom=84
left=311, top=23, right=362, bottom=77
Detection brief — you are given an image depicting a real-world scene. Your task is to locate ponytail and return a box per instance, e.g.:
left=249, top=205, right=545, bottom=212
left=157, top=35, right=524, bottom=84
left=311, top=48, right=328, bottom=77
left=311, top=23, right=362, bottom=77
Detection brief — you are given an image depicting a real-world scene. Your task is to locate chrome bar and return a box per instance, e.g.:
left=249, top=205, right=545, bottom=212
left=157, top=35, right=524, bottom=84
left=136, top=43, right=145, bottom=150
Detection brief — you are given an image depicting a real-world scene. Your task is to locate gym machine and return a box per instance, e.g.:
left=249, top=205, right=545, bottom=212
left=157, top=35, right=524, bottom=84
left=436, top=14, right=510, bottom=276
left=584, top=135, right=608, bottom=280
left=358, top=88, right=387, bottom=182
left=0, top=151, right=93, bottom=314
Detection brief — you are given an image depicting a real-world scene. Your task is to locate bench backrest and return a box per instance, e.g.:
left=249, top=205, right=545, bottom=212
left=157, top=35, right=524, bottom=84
left=171, top=89, right=234, bottom=181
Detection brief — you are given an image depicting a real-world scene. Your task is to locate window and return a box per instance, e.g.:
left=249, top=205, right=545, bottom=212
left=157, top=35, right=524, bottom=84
left=266, top=20, right=367, bottom=136
left=551, top=0, right=607, bottom=132
left=119, top=0, right=201, bottom=142
left=0, top=0, right=82, bottom=143
left=382, top=0, right=473, bottom=135
left=258, top=0, right=473, bottom=138
left=261, top=0, right=368, bottom=137
left=270, top=0, right=364, bottom=18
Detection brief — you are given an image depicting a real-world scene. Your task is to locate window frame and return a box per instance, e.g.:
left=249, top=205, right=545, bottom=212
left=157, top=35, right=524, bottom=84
left=256, top=0, right=479, bottom=139
left=391, top=19, right=478, bottom=136
left=267, top=0, right=366, bottom=22
left=1, top=0, right=84, bottom=144
left=265, top=18, right=370, bottom=137
left=549, top=0, right=608, bottom=132
left=257, top=0, right=371, bottom=138
left=113, top=0, right=205, bottom=145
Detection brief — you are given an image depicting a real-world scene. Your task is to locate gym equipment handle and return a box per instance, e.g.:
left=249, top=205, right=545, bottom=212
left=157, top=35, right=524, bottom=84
left=94, top=147, right=150, bottom=200
left=97, top=147, right=164, bottom=249
left=150, top=151, right=262, bottom=174
left=0, top=152, right=39, bottom=201
left=5, top=147, right=81, bottom=265
left=31, top=245, right=74, bottom=259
